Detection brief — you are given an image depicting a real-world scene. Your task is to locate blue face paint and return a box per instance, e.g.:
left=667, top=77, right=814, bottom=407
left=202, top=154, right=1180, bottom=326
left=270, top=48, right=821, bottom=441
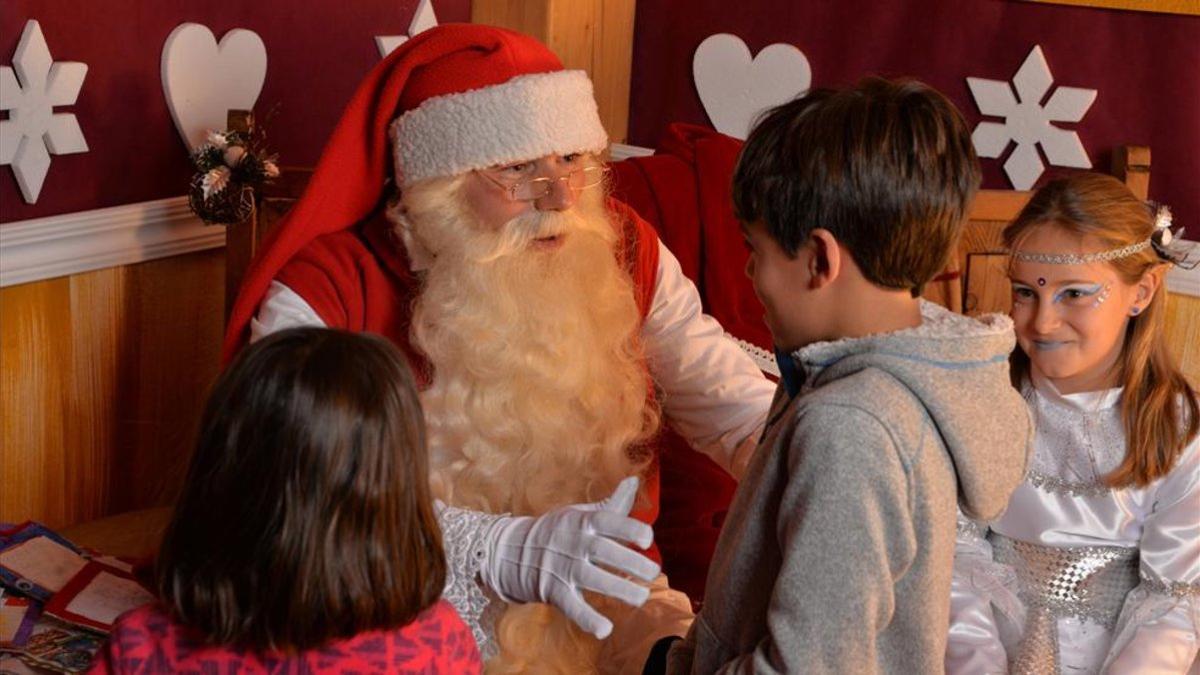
left=1051, top=283, right=1103, bottom=305
left=775, top=346, right=803, bottom=398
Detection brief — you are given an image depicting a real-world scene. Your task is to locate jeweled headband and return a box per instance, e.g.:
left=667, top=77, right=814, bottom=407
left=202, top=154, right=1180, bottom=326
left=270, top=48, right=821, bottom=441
left=1009, top=204, right=1197, bottom=269
left=1010, top=240, right=1151, bottom=265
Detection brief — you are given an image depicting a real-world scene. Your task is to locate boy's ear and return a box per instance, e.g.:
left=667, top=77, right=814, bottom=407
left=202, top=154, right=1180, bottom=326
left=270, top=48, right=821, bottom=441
left=807, top=228, right=842, bottom=289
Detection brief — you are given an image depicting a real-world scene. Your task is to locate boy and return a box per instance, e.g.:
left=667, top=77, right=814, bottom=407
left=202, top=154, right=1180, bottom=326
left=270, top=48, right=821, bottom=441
left=667, top=78, right=1031, bottom=673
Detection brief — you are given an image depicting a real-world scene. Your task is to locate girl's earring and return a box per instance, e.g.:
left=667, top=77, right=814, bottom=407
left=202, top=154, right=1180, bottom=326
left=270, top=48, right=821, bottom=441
left=1130, top=306, right=1141, bottom=316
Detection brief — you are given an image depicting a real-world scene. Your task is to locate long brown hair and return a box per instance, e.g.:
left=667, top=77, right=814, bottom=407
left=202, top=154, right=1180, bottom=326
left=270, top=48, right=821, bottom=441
left=1004, top=173, right=1199, bottom=488
left=156, top=327, right=445, bottom=651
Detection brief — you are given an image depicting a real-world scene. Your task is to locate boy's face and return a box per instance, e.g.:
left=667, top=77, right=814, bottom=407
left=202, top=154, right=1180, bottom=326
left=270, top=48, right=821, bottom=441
left=1008, top=225, right=1151, bottom=394
left=741, top=220, right=818, bottom=351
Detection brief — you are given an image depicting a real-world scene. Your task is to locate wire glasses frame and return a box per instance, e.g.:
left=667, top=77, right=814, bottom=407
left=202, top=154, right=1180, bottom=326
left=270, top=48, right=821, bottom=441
left=477, top=165, right=609, bottom=202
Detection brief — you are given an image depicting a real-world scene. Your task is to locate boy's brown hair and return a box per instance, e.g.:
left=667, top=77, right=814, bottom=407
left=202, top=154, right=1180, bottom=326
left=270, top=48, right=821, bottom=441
left=156, top=327, right=445, bottom=652
left=733, top=77, right=980, bottom=292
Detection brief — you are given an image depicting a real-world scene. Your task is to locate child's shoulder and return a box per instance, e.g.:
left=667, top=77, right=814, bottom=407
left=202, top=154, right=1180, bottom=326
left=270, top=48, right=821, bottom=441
left=401, top=599, right=477, bottom=644
left=796, top=368, right=926, bottom=437
left=390, top=600, right=481, bottom=671
left=783, top=370, right=924, bottom=460
left=109, top=600, right=171, bottom=635
left=771, top=366, right=963, bottom=485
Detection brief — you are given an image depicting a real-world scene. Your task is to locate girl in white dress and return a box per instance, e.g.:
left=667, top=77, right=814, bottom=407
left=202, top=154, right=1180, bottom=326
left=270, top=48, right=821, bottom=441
left=946, top=172, right=1199, bottom=674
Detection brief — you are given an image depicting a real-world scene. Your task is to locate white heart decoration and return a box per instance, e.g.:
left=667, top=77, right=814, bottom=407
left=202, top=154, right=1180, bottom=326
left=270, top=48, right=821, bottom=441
left=161, top=23, right=267, bottom=151
left=693, top=34, right=811, bottom=140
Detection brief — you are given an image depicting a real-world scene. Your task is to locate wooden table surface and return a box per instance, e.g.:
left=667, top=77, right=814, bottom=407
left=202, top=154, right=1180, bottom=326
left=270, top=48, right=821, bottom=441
left=59, top=507, right=172, bottom=561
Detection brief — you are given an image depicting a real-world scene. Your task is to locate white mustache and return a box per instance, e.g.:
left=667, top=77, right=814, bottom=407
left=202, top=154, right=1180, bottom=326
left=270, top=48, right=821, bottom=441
left=470, top=209, right=586, bottom=263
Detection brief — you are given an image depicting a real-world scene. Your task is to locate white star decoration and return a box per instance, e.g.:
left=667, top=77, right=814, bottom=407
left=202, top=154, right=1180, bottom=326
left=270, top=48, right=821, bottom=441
left=967, top=45, right=1097, bottom=190
left=1, top=20, right=89, bottom=204
left=375, top=0, right=439, bottom=58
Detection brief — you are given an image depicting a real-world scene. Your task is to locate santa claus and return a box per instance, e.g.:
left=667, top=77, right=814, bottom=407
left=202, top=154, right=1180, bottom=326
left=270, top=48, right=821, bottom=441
left=224, top=23, right=773, bottom=674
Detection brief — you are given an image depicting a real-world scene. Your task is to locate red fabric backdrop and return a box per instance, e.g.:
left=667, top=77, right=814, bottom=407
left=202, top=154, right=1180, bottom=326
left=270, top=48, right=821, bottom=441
left=627, top=0, right=1200, bottom=235
left=1, top=0, right=470, bottom=223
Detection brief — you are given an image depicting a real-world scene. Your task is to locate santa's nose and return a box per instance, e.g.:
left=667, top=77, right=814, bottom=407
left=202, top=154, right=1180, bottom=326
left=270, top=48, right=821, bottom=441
left=536, top=175, right=577, bottom=211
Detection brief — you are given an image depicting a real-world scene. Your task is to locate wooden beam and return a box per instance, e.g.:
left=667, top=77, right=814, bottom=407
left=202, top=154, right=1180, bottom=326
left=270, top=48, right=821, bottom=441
left=1021, top=0, right=1200, bottom=16
left=472, top=0, right=636, bottom=143
left=1112, top=145, right=1151, bottom=201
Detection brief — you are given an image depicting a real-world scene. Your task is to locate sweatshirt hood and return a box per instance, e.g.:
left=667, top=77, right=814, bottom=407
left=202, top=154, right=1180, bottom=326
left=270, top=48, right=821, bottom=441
left=792, top=301, right=1031, bottom=520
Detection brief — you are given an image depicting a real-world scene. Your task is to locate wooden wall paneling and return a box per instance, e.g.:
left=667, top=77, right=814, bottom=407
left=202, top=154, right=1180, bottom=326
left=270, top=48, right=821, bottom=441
left=588, top=0, right=636, bottom=144
left=111, top=250, right=225, bottom=515
left=1164, top=293, right=1200, bottom=387
left=1, top=277, right=74, bottom=526
left=471, top=0, right=637, bottom=143
left=0, top=248, right=224, bottom=529
left=64, top=267, right=127, bottom=524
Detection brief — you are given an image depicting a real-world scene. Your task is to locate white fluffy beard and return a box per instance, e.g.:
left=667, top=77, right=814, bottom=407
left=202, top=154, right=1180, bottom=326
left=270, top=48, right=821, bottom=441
left=401, top=177, right=659, bottom=516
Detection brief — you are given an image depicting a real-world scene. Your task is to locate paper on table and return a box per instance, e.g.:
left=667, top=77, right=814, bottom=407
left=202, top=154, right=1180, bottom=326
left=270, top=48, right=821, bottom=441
left=63, top=572, right=154, bottom=626
left=0, top=537, right=87, bottom=593
left=0, top=593, right=41, bottom=650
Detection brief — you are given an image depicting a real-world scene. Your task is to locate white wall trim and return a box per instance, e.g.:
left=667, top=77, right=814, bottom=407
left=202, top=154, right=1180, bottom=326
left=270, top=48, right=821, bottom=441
left=0, top=197, right=225, bottom=288
left=1166, top=246, right=1200, bottom=298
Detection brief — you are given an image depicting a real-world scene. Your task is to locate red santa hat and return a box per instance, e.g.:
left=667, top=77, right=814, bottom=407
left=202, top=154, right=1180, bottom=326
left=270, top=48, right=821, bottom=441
left=222, top=23, right=609, bottom=361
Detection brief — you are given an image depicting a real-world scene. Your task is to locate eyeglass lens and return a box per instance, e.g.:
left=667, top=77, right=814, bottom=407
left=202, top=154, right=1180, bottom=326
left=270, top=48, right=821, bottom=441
left=512, top=167, right=605, bottom=201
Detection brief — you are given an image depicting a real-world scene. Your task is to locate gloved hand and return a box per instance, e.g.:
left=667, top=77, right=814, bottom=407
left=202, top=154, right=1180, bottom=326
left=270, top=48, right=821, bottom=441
left=479, top=476, right=661, bottom=639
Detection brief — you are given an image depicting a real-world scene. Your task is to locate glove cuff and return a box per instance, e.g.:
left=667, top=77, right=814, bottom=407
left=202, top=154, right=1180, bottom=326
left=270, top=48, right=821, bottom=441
left=479, top=513, right=533, bottom=604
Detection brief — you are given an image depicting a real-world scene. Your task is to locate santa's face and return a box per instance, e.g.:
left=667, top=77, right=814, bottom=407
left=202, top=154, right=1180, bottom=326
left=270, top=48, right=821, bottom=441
left=401, top=166, right=657, bottom=515
left=460, top=153, right=592, bottom=250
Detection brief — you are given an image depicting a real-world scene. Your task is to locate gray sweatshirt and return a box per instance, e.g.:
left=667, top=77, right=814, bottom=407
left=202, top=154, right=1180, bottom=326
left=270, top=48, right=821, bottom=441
left=668, top=302, right=1031, bottom=674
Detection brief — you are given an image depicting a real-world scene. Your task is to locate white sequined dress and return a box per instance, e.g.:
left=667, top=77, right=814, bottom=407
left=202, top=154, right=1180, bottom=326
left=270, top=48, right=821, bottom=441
left=947, top=374, right=1200, bottom=674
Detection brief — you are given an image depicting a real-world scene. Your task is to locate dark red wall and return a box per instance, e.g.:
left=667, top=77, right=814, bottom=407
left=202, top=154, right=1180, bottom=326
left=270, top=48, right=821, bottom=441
left=627, top=0, right=1200, bottom=233
left=7, top=2, right=1198, bottom=230
left=1, top=0, right=470, bottom=223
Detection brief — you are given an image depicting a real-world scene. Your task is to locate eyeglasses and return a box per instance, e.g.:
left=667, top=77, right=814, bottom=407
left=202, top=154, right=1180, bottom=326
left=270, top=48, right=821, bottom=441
left=477, top=165, right=609, bottom=202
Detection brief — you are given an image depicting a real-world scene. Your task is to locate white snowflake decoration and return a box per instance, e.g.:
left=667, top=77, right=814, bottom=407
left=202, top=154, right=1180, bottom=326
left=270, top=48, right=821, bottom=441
left=1, top=20, right=88, bottom=204
left=967, top=45, right=1096, bottom=190
left=376, top=0, right=438, bottom=58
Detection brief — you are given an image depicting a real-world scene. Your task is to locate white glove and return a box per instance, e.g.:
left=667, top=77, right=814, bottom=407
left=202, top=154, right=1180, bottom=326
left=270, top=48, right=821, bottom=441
left=479, top=476, right=662, bottom=639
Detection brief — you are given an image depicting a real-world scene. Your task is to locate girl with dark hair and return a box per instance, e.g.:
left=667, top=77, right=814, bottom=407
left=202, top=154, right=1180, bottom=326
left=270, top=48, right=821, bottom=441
left=89, top=327, right=481, bottom=673
left=947, top=173, right=1199, bottom=673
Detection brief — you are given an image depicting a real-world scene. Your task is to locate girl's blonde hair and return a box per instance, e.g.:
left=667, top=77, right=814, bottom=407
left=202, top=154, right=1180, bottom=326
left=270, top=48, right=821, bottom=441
left=1004, top=173, right=1198, bottom=488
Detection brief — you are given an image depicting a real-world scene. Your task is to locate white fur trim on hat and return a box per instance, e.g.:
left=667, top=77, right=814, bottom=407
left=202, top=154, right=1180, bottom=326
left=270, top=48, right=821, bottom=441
left=390, top=70, right=609, bottom=187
